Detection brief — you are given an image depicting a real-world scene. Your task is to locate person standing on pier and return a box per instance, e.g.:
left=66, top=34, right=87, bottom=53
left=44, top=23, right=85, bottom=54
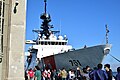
left=94, top=63, right=108, bottom=80
left=34, top=66, right=41, bottom=80
left=28, top=68, right=34, bottom=80
left=76, top=67, right=82, bottom=80
left=104, top=64, right=113, bottom=80
left=60, top=68, right=67, bottom=80
left=116, top=67, right=120, bottom=80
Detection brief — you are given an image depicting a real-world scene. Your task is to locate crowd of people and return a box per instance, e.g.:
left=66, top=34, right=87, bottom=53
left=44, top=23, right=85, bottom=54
left=25, top=63, right=120, bottom=80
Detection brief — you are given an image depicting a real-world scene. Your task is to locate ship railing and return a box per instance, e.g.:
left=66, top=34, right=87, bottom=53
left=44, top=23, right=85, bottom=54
left=37, top=39, right=68, bottom=42
left=37, top=40, right=68, bottom=45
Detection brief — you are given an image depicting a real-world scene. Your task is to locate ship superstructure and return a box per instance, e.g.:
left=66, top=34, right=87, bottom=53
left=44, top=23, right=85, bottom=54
left=26, top=0, right=73, bottom=59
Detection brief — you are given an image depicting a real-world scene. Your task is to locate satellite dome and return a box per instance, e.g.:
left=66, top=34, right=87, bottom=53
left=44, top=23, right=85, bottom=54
left=58, top=35, right=63, bottom=40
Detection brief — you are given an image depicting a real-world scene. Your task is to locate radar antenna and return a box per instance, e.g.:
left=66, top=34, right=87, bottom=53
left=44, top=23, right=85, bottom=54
left=105, top=24, right=109, bottom=44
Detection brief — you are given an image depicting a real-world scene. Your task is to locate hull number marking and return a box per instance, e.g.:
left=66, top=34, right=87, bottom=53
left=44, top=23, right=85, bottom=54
left=69, top=60, right=81, bottom=66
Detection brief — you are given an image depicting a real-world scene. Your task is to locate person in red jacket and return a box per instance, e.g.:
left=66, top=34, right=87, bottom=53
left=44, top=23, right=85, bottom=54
left=28, top=68, right=34, bottom=80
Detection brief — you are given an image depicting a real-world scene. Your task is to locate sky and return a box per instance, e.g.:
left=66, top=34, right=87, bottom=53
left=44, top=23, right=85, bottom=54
left=26, top=0, right=120, bottom=71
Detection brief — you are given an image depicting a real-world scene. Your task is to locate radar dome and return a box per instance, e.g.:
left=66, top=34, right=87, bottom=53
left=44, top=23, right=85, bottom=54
left=58, top=36, right=63, bottom=40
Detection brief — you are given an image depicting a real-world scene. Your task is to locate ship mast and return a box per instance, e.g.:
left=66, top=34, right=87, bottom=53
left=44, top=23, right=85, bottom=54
left=44, top=0, right=47, bottom=14
left=39, top=0, right=53, bottom=39
left=32, top=0, right=60, bottom=39
left=105, top=24, right=109, bottom=44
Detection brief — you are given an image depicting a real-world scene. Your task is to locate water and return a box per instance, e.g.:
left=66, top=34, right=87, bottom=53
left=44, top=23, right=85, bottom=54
left=113, top=72, right=117, bottom=76
left=112, top=72, right=117, bottom=80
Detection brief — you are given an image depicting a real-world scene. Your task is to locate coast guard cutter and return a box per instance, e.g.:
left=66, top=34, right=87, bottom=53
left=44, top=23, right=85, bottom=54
left=25, top=0, right=112, bottom=70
